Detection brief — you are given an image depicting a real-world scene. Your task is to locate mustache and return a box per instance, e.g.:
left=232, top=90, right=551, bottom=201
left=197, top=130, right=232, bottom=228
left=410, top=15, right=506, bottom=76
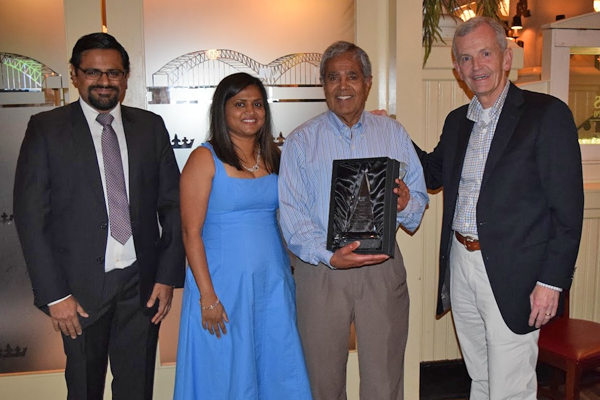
left=89, top=84, right=119, bottom=91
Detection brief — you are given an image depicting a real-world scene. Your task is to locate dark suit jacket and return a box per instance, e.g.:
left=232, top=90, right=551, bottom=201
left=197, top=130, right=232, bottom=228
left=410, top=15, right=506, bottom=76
left=415, top=83, right=584, bottom=334
left=14, top=101, right=185, bottom=318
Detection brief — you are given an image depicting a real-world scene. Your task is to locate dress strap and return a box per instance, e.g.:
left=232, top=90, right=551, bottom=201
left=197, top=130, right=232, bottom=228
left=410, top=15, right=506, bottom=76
left=201, top=142, right=225, bottom=175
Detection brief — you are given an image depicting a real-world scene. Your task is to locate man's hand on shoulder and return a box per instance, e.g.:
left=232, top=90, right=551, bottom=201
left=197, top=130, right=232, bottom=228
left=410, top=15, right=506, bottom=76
left=49, top=296, right=89, bottom=339
left=330, top=241, right=390, bottom=269
left=147, top=282, right=174, bottom=325
left=369, top=109, right=389, bottom=117
left=394, top=179, right=410, bottom=212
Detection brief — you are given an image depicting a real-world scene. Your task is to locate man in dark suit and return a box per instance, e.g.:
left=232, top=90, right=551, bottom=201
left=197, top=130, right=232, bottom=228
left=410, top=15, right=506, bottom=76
left=13, top=33, right=185, bottom=400
left=414, top=17, right=583, bottom=399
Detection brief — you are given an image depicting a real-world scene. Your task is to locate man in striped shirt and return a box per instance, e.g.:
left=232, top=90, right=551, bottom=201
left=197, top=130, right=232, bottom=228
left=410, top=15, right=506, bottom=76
left=279, top=41, right=428, bottom=400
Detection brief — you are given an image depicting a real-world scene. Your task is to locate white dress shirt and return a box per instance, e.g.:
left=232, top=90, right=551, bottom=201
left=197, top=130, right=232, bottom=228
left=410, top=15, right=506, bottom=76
left=79, top=98, right=136, bottom=272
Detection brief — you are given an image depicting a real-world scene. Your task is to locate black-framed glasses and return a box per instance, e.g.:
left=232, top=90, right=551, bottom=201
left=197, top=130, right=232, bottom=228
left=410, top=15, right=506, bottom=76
left=77, top=68, right=126, bottom=81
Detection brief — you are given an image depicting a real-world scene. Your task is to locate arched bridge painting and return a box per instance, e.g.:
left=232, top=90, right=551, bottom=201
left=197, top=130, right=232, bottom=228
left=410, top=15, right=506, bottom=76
left=151, top=49, right=322, bottom=88
left=146, top=49, right=328, bottom=172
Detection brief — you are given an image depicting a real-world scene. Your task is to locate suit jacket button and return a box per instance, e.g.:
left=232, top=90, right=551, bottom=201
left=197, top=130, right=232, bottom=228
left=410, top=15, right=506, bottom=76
left=96, top=256, right=104, bottom=264
left=100, top=223, right=108, bottom=229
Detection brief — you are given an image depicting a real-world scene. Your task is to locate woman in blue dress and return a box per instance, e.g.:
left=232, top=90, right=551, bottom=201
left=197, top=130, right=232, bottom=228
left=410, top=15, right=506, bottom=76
left=174, top=73, right=312, bottom=400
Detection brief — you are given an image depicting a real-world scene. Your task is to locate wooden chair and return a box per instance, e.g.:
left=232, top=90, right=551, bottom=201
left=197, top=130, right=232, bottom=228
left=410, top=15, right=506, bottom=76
left=537, top=292, right=600, bottom=400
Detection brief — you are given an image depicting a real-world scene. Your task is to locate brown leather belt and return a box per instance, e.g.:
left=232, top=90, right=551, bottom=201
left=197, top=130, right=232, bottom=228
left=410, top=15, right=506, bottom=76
left=455, top=231, right=481, bottom=252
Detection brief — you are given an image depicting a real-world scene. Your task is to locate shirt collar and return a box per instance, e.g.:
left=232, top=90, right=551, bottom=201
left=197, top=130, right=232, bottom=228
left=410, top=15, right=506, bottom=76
left=327, top=110, right=365, bottom=141
left=466, top=80, right=510, bottom=123
left=79, top=97, right=122, bottom=128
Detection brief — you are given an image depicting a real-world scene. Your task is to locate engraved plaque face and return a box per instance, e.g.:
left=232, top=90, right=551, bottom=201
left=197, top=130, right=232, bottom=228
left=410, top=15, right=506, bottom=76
left=335, top=167, right=382, bottom=250
left=327, top=157, right=402, bottom=256
left=346, top=170, right=376, bottom=233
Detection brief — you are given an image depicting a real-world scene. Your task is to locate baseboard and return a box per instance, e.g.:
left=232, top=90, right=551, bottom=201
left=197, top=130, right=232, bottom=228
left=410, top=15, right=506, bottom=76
left=420, top=359, right=471, bottom=400
left=419, top=359, right=591, bottom=400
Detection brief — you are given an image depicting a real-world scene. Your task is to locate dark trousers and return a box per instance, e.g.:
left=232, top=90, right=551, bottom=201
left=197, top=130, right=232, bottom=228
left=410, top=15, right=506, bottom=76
left=61, top=263, right=160, bottom=400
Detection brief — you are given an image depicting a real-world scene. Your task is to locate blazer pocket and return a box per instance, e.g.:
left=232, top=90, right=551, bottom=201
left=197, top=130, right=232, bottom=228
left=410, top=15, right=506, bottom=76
left=519, top=240, right=547, bottom=262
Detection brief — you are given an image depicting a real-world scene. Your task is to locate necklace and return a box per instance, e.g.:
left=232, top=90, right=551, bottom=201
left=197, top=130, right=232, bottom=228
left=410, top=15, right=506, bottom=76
left=242, top=147, right=261, bottom=172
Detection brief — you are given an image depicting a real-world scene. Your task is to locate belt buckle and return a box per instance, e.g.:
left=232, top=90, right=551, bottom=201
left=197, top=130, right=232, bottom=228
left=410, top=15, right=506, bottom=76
left=463, top=235, right=477, bottom=251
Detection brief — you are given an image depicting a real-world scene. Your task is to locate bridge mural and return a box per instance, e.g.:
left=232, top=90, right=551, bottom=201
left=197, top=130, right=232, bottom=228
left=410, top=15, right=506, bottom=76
left=146, top=49, right=329, bottom=179
left=151, top=49, right=322, bottom=88
left=1, top=52, right=60, bottom=92
left=0, top=53, right=68, bottom=374
left=0, top=52, right=65, bottom=107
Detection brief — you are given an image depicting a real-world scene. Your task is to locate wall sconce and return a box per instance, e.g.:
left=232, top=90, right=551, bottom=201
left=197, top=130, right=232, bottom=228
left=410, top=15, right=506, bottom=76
left=511, top=16, right=523, bottom=30
left=594, top=0, right=600, bottom=12
left=510, top=0, right=528, bottom=43
left=509, top=14, right=524, bottom=48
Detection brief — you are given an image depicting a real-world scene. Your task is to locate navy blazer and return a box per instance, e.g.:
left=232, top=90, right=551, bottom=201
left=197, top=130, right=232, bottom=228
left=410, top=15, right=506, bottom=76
left=14, top=101, right=185, bottom=319
left=415, top=83, right=584, bottom=334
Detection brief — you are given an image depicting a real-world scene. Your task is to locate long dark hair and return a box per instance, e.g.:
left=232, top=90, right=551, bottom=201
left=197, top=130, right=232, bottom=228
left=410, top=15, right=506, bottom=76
left=208, top=73, right=280, bottom=174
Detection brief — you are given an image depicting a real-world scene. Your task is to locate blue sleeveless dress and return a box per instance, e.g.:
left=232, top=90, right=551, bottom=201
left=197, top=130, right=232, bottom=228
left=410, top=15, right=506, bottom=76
left=174, top=143, right=312, bottom=400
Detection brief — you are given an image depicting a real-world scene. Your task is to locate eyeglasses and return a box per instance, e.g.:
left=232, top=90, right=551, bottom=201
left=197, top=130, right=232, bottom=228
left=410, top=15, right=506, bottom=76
left=77, top=68, right=126, bottom=81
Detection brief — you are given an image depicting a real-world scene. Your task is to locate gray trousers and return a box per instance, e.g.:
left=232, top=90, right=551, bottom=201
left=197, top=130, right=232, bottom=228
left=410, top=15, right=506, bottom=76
left=294, top=245, right=409, bottom=400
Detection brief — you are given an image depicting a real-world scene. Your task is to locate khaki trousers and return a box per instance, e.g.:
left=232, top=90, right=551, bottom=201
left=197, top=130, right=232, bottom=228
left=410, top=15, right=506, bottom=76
left=450, top=233, right=539, bottom=400
left=294, top=246, right=409, bottom=400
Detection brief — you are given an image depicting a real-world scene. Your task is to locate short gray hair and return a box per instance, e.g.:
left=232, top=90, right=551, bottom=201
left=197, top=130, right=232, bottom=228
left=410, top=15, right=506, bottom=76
left=452, top=17, right=507, bottom=60
left=320, top=41, right=372, bottom=82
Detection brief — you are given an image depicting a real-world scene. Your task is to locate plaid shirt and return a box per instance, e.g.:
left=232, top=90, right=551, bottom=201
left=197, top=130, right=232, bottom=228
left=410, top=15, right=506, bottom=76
left=452, top=81, right=510, bottom=236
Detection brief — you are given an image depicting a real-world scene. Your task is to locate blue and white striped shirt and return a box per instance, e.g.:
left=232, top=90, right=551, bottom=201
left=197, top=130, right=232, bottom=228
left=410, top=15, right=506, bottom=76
left=278, top=110, right=428, bottom=267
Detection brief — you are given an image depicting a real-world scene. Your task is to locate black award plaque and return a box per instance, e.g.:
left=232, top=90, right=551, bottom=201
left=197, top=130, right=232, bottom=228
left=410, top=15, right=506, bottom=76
left=326, top=157, right=406, bottom=257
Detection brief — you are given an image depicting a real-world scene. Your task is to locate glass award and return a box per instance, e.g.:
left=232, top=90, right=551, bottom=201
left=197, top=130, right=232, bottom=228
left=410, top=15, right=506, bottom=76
left=342, top=169, right=380, bottom=249
left=326, top=157, right=405, bottom=256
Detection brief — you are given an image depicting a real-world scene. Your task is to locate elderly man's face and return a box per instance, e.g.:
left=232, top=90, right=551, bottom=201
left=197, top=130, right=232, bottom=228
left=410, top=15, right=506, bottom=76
left=453, top=23, right=512, bottom=109
left=322, top=53, right=372, bottom=127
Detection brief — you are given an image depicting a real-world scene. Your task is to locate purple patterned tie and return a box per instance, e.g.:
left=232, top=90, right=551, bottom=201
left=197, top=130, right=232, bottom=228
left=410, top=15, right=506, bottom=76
left=96, top=113, right=132, bottom=245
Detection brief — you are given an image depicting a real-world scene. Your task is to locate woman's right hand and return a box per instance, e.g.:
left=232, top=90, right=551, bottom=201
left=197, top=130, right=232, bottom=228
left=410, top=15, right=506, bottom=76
left=201, top=300, right=229, bottom=339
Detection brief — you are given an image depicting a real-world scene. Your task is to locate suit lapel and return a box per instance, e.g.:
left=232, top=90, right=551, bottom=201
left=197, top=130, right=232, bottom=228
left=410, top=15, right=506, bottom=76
left=481, top=83, right=525, bottom=190
left=121, top=106, right=140, bottom=222
left=69, top=102, right=105, bottom=205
